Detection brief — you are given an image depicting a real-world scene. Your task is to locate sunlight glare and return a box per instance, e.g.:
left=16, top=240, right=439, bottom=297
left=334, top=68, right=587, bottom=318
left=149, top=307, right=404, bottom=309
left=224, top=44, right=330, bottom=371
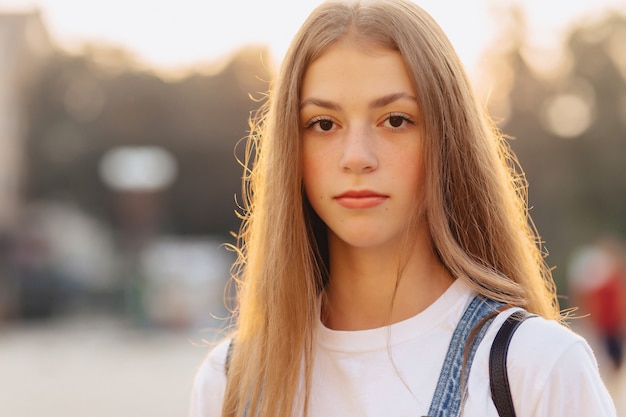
left=543, top=93, right=594, bottom=139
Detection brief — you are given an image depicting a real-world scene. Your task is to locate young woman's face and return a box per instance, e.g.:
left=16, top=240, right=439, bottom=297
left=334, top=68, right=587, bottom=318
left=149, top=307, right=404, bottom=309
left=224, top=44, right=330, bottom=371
left=300, top=39, right=428, bottom=252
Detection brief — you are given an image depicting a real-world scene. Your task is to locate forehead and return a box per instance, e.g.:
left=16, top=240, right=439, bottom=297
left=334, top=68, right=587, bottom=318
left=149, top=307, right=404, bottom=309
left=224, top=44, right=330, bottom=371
left=301, top=39, right=415, bottom=100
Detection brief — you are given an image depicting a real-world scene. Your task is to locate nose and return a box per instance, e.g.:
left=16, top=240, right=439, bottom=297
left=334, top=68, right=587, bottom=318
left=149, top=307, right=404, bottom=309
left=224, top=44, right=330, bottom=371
left=339, top=125, right=378, bottom=173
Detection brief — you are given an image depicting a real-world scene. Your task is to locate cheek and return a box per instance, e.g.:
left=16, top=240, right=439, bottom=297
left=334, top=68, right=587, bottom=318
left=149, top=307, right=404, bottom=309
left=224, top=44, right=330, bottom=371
left=410, top=155, right=428, bottom=210
left=301, top=151, right=322, bottom=199
left=302, top=158, right=328, bottom=221
left=395, top=147, right=427, bottom=209
left=411, top=157, right=425, bottom=190
left=393, top=146, right=424, bottom=184
left=301, top=139, right=333, bottom=189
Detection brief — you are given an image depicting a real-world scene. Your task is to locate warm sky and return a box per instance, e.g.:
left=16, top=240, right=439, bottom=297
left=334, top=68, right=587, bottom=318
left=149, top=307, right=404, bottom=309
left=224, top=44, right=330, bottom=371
left=1, top=0, right=625, bottom=77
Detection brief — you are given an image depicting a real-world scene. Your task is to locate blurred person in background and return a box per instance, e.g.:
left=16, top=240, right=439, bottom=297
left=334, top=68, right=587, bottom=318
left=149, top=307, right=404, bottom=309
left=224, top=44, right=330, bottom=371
left=190, top=1, right=616, bottom=416
left=569, top=236, right=626, bottom=373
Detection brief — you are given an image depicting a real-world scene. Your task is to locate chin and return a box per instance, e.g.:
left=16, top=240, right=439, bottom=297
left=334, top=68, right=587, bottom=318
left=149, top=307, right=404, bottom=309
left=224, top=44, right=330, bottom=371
left=333, top=234, right=400, bottom=251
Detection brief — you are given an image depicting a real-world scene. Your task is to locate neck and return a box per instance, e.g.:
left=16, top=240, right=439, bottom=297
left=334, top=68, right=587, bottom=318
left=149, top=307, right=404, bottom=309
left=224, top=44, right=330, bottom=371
left=321, top=232, right=453, bottom=331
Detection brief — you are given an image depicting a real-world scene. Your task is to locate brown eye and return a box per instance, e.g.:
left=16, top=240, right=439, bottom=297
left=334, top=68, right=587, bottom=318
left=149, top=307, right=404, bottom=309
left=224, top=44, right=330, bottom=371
left=319, top=119, right=334, bottom=131
left=383, top=113, right=414, bottom=130
left=388, top=115, right=404, bottom=128
left=304, top=117, right=337, bottom=133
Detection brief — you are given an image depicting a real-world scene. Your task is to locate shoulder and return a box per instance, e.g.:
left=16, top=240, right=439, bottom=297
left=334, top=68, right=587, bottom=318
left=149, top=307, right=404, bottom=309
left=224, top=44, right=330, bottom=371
left=203, top=337, right=232, bottom=372
left=507, top=311, right=588, bottom=361
left=189, top=338, right=232, bottom=417
left=505, top=311, right=595, bottom=374
left=496, top=310, right=616, bottom=416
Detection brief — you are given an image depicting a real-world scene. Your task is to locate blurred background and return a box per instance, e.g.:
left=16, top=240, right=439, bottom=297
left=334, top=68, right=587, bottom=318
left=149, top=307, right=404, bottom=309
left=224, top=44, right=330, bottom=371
left=0, top=0, right=625, bottom=415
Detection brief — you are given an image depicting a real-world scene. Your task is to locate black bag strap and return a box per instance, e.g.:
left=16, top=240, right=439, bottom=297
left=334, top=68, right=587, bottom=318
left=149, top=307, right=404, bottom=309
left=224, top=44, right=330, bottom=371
left=489, top=310, right=535, bottom=417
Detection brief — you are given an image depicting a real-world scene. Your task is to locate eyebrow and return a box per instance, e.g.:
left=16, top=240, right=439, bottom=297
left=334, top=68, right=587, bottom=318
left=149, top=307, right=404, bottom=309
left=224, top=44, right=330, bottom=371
left=299, top=92, right=417, bottom=111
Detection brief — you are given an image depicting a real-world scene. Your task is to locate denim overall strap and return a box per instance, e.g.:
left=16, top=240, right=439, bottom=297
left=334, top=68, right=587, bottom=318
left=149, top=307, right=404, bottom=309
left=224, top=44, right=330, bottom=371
left=426, top=295, right=503, bottom=417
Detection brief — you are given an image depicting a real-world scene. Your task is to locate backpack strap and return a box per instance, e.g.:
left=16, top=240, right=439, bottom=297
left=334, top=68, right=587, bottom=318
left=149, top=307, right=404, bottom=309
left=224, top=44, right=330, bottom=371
left=489, top=310, right=535, bottom=417
left=426, top=295, right=503, bottom=417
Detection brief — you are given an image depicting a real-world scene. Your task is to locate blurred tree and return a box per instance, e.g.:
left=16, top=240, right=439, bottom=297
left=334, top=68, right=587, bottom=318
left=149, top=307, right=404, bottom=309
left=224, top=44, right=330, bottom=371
left=24, top=44, right=272, bottom=239
left=483, top=8, right=626, bottom=293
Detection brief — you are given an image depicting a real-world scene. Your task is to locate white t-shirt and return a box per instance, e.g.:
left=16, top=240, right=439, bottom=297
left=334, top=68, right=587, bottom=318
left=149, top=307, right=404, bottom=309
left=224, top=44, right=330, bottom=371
left=190, top=279, right=616, bottom=416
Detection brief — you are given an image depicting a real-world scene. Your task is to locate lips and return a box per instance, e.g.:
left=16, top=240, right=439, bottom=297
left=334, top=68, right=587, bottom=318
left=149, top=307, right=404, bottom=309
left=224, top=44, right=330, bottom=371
left=334, top=190, right=388, bottom=209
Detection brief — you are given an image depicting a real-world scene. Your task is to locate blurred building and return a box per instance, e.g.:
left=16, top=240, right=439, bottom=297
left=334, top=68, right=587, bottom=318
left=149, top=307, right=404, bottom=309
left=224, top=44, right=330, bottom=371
left=0, top=10, right=52, bottom=233
left=0, top=10, right=53, bottom=320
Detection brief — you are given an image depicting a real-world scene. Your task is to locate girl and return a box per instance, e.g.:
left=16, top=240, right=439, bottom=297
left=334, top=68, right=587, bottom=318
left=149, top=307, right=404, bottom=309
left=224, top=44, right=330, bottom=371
left=190, top=1, right=616, bottom=416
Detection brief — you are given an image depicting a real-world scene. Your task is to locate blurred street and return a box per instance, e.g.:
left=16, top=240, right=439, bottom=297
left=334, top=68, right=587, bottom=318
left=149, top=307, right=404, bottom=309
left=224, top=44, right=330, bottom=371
left=0, top=315, right=220, bottom=417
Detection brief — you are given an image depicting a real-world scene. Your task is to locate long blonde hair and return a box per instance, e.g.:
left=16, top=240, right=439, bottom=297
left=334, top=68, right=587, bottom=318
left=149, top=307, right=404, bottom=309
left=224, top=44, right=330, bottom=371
left=223, top=1, right=560, bottom=416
